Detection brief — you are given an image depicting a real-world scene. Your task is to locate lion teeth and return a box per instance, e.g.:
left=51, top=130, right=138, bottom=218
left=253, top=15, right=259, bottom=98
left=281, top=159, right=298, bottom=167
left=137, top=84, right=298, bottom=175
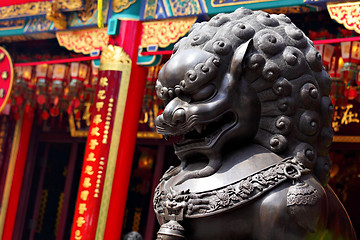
left=195, top=125, right=203, bottom=134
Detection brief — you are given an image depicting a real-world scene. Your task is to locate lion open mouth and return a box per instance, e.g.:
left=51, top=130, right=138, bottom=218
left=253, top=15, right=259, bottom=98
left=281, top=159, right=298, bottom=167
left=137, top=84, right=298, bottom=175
left=173, top=111, right=237, bottom=152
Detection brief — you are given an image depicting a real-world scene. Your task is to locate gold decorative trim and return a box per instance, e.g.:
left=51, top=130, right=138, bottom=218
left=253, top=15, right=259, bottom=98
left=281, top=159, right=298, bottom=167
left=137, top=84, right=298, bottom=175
left=137, top=131, right=162, bottom=139
left=0, top=35, right=32, bottom=43
left=211, top=0, right=274, bottom=7
left=46, top=2, right=67, bottom=30
left=0, top=0, right=82, bottom=20
left=333, top=135, right=360, bottom=143
left=143, top=0, right=157, bottom=19
left=140, top=16, right=197, bottom=48
left=57, top=0, right=83, bottom=10
left=56, top=28, right=109, bottom=55
left=69, top=114, right=88, bottom=137
left=0, top=19, right=25, bottom=31
left=0, top=2, right=48, bottom=20
left=112, top=0, right=136, bottom=13
left=169, top=0, right=202, bottom=17
left=263, top=6, right=311, bottom=15
left=327, top=2, right=360, bottom=34
left=0, top=112, right=23, bottom=237
left=99, top=45, right=132, bottom=71
left=95, top=47, right=132, bottom=240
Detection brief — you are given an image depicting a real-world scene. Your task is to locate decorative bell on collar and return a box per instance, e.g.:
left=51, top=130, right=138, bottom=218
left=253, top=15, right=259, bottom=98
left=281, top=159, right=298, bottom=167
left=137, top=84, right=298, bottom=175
left=156, top=220, right=186, bottom=240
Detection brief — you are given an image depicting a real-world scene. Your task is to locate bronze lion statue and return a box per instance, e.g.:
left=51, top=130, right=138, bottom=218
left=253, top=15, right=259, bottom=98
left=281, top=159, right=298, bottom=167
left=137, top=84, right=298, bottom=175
left=153, top=8, right=356, bottom=240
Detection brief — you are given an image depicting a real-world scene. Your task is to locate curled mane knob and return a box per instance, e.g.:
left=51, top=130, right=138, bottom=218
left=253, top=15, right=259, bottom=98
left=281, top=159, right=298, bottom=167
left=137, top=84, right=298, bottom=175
left=191, top=34, right=210, bottom=46
left=213, top=39, right=232, bottom=55
left=257, top=31, right=285, bottom=56
left=306, top=48, right=323, bottom=72
left=263, top=61, right=281, bottom=82
left=275, top=116, right=292, bottom=135
left=273, top=78, right=292, bottom=96
left=209, top=13, right=230, bottom=27
left=269, top=134, right=288, bottom=152
left=299, top=111, right=320, bottom=136
left=294, top=143, right=316, bottom=168
left=300, top=83, right=320, bottom=109
left=232, top=23, right=255, bottom=40
left=257, top=12, right=279, bottom=27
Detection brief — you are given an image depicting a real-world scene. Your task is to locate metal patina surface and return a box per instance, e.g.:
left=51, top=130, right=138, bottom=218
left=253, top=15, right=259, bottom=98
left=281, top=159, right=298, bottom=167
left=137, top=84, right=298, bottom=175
left=153, top=8, right=357, bottom=240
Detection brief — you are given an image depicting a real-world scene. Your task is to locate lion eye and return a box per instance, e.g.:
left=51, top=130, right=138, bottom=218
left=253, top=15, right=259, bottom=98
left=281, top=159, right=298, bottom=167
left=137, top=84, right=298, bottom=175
left=191, top=85, right=216, bottom=102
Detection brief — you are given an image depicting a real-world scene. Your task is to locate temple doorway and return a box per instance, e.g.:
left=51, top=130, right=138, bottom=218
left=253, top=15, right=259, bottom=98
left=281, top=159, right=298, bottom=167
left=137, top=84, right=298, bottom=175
left=14, top=131, right=86, bottom=240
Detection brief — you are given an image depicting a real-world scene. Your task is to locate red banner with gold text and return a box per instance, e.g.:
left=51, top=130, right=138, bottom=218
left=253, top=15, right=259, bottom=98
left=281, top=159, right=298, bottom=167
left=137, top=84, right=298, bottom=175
left=70, top=70, right=122, bottom=240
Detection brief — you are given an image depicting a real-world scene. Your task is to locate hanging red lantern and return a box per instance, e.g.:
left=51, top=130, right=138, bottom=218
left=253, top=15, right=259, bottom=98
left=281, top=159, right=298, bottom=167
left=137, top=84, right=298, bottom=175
left=22, top=66, right=36, bottom=111
left=340, top=41, right=360, bottom=100
left=50, top=64, right=67, bottom=117
left=35, top=64, right=48, bottom=105
left=12, top=66, right=27, bottom=106
left=68, top=62, right=87, bottom=100
left=344, top=87, right=358, bottom=100
left=341, top=42, right=360, bottom=83
left=82, top=65, right=97, bottom=106
left=315, top=43, right=335, bottom=69
left=51, top=64, right=66, bottom=96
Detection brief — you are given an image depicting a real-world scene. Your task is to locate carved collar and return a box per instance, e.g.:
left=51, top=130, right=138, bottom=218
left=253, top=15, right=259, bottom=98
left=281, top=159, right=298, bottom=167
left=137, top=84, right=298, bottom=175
left=154, top=157, right=307, bottom=221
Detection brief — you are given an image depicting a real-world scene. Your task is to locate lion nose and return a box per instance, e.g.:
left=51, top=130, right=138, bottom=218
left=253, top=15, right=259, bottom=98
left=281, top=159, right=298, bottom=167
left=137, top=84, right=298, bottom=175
left=172, top=108, right=186, bottom=125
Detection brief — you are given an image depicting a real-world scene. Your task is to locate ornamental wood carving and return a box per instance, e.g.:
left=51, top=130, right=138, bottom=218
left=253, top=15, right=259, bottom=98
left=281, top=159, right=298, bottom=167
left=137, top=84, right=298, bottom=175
left=56, top=28, right=109, bottom=55
left=140, top=17, right=197, bottom=49
left=0, top=0, right=83, bottom=20
left=327, top=2, right=360, bottom=34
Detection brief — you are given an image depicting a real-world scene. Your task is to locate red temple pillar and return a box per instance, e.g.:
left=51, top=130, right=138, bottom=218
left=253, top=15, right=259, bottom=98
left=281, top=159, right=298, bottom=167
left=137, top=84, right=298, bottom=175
left=70, top=19, right=147, bottom=240
left=101, top=20, right=147, bottom=240
left=0, top=110, right=34, bottom=240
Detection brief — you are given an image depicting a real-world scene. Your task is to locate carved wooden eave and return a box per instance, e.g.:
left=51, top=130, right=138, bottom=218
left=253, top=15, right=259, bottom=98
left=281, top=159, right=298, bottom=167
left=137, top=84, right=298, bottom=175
left=112, top=0, right=136, bottom=13
left=327, top=1, right=360, bottom=34
left=0, top=0, right=83, bottom=20
left=140, top=16, right=197, bottom=49
left=56, top=28, right=109, bottom=55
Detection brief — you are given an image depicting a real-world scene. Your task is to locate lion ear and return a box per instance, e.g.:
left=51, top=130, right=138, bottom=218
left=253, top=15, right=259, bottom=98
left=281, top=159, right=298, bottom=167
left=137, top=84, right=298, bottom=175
left=230, top=39, right=253, bottom=80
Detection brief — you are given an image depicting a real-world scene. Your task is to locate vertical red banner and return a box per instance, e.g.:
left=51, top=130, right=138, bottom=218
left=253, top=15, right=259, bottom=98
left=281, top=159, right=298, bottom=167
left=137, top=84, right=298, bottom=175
left=70, top=45, right=132, bottom=240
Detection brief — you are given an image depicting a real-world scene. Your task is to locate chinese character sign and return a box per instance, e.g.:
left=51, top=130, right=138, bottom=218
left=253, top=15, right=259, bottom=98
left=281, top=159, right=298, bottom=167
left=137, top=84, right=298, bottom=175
left=70, top=71, right=122, bottom=240
left=332, top=100, right=360, bottom=134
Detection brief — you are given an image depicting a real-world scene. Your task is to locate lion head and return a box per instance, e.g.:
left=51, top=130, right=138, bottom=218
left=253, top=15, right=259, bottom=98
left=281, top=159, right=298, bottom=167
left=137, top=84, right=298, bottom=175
left=155, top=8, right=333, bottom=185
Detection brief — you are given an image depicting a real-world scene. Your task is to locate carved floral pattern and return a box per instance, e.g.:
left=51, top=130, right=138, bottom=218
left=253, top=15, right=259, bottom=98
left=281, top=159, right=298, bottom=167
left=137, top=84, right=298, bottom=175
left=56, top=28, right=109, bottom=55
left=0, top=0, right=82, bottom=20
left=100, top=45, right=131, bottom=64
left=0, top=19, right=25, bottom=30
left=154, top=158, right=306, bottom=219
left=77, top=0, right=98, bottom=23
left=0, top=2, right=48, bottom=20
left=112, top=0, right=136, bottom=13
left=25, top=17, right=54, bottom=33
left=169, top=0, right=202, bottom=17
left=144, top=0, right=157, bottom=20
left=140, top=17, right=197, bottom=48
left=327, top=2, right=360, bottom=34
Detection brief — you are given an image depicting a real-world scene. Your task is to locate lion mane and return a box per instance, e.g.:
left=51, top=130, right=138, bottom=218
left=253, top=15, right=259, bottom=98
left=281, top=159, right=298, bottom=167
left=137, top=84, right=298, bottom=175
left=166, top=8, right=334, bottom=185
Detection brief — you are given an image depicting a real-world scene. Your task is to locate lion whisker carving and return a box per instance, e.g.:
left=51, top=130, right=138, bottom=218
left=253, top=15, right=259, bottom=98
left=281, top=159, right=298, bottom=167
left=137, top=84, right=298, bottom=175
left=153, top=7, right=356, bottom=240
